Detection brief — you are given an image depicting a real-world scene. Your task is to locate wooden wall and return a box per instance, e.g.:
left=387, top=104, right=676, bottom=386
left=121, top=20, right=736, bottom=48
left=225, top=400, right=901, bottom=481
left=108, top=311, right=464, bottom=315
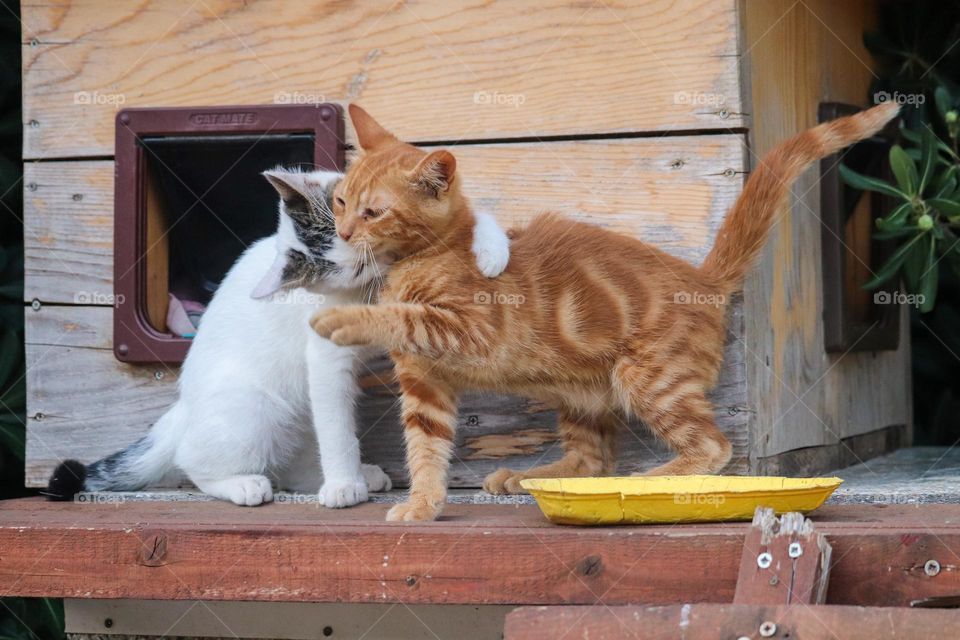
left=21, top=0, right=754, bottom=487
left=739, top=0, right=912, bottom=466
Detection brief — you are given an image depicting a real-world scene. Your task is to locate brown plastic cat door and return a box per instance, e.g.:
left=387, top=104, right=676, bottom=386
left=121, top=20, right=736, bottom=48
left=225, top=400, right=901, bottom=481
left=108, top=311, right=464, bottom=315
left=113, top=105, right=345, bottom=363
left=820, top=102, right=899, bottom=353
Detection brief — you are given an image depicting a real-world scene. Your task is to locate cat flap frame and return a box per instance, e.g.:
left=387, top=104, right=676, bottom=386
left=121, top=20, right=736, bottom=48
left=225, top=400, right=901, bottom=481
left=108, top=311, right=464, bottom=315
left=113, top=104, right=346, bottom=364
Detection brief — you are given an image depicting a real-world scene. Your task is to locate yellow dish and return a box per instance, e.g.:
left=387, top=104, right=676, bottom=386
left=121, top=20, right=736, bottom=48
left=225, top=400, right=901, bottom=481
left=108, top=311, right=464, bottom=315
left=520, top=475, right=842, bottom=525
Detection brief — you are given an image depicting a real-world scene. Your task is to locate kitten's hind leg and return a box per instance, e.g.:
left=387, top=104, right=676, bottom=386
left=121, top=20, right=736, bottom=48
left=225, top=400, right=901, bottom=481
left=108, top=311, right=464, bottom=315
left=613, top=359, right=732, bottom=476
left=483, top=411, right=615, bottom=495
left=192, top=474, right=274, bottom=506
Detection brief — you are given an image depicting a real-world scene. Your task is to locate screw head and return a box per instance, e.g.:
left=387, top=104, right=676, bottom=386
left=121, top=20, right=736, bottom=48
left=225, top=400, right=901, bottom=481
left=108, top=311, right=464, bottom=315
left=72, top=193, right=83, bottom=201
left=154, top=371, right=165, bottom=380
left=119, top=113, right=130, bottom=125
left=925, top=559, right=941, bottom=576
left=788, top=542, right=803, bottom=558
left=320, top=106, right=333, bottom=121
left=29, top=38, right=39, bottom=47
left=759, top=620, right=777, bottom=637
left=757, top=552, right=773, bottom=569
left=117, top=343, right=129, bottom=356
left=28, top=119, right=39, bottom=128
left=722, top=168, right=737, bottom=178
left=718, top=109, right=730, bottom=119
left=27, top=182, right=37, bottom=192
left=104, top=618, right=113, bottom=629
left=31, top=299, right=41, bottom=311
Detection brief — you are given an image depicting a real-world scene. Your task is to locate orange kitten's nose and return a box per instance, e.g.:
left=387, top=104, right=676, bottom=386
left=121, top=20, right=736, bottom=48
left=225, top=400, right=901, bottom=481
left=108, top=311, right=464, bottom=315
left=339, top=230, right=352, bottom=241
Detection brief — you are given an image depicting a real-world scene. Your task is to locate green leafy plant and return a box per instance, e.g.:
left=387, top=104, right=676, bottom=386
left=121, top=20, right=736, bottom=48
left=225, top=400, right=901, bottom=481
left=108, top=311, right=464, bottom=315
left=840, top=86, right=960, bottom=313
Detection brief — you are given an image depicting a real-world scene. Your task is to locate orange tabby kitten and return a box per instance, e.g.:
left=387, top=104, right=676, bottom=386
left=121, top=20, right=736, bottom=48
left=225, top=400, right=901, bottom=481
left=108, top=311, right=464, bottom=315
left=312, top=103, right=899, bottom=521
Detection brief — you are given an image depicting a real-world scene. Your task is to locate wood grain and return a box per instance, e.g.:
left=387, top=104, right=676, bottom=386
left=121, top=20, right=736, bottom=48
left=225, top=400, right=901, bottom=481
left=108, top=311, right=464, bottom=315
left=739, top=0, right=912, bottom=457
left=24, top=136, right=746, bottom=304
left=2, top=500, right=959, bottom=607
left=24, top=305, right=750, bottom=487
left=20, top=0, right=742, bottom=159
left=505, top=604, right=960, bottom=639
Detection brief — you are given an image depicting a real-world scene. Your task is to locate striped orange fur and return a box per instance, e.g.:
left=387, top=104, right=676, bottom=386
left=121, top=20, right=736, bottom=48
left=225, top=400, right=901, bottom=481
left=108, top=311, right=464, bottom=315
left=312, top=103, right=900, bottom=521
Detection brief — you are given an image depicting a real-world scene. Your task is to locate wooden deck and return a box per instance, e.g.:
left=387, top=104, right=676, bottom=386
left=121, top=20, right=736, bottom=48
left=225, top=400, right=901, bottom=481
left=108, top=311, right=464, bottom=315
left=2, top=499, right=960, bottom=607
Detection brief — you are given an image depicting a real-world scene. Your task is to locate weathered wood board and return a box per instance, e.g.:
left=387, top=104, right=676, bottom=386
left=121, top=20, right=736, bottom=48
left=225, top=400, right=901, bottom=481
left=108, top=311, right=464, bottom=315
left=24, top=136, right=746, bottom=303
left=2, top=500, right=960, bottom=607
left=24, top=304, right=749, bottom=487
left=20, top=0, right=743, bottom=159
left=740, top=0, right=912, bottom=457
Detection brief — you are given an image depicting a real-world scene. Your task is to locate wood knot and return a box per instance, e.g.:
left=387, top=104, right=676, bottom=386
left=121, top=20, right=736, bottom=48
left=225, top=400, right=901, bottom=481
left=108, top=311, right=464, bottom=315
left=138, top=532, right=168, bottom=567
left=405, top=575, right=418, bottom=587
left=577, top=555, right=603, bottom=577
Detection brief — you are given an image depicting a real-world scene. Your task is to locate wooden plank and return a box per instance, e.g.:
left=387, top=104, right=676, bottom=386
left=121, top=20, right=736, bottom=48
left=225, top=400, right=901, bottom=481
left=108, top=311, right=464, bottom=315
left=24, top=304, right=749, bottom=487
left=20, top=0, right=743, bottom=159
left=24, top=136, right=747, bottom=304
left=739, top=0, right=912, bottom=460
left=733, top=509, right=831, bottom=605
left=2, top=501, right=960, bottom=607
left=505, top=604, right=960, bottom=639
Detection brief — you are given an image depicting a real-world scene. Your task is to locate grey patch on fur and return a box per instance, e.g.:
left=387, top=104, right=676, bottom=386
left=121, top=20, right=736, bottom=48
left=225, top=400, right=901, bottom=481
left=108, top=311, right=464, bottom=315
left=85, top=436, right=153, bottom=491
left=278, top=176, right=342, bottom=289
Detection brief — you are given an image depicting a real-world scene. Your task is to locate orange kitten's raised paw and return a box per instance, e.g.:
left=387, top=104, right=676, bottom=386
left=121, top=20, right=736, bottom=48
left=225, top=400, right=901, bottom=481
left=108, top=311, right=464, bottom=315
left=483, top=468, right=528, bottom=495
left=386, top=499, right=442, bottom=522
left=310, top=307, right=369, bottom=346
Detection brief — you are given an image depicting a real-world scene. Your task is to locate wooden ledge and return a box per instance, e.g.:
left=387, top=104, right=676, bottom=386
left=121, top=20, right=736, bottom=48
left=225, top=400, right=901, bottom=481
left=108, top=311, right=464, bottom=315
left=2, top=498, right=959, bottom=606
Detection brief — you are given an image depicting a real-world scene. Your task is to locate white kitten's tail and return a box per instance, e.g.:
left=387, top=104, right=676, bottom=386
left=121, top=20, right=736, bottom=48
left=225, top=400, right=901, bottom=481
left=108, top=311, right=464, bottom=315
left=45, top=403, right=184, bottom=499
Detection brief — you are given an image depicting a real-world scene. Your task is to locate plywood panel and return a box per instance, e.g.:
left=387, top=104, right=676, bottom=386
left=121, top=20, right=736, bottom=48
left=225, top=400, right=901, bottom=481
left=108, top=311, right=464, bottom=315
left=739, top=0, right=912, bottom=459
left=24, top=305, right=749, bottom=488
left=24, top=135, right=747, bottom=303
left=20, top=0, right=743, bottom=159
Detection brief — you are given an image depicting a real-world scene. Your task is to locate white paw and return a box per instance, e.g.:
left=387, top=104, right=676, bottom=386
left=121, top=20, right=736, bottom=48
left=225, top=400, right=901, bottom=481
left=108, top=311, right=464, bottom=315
left=224, top=475, right=274, bottom=506
left=361, top=463, right=393, bottom=492
left=319, top=478, right=369, bottom=508
left=472, top=211, right=510, bottom=278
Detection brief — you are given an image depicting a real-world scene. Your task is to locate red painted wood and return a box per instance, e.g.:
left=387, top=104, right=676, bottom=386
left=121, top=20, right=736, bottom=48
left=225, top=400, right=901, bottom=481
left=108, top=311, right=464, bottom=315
left=504, top=604, right=960, bottom=639
left=1, top=499, right=959, bottom=605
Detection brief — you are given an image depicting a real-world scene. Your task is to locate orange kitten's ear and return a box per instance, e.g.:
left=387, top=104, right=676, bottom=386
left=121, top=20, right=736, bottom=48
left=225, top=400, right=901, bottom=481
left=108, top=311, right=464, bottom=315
left=349, top=104, right=396, bottom=150
left=413, top=150, right=456, bottom=196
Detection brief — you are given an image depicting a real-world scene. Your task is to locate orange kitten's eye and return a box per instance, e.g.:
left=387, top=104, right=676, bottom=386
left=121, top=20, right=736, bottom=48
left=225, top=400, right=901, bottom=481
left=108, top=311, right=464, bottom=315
left=362, top=207, right=382, bottom=219
left=335, top=196, right=345, bottom=207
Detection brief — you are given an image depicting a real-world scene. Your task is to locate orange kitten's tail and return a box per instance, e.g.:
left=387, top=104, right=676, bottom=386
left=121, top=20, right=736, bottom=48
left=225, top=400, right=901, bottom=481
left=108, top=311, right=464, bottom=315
left=702, top=102, right=900, bottom=289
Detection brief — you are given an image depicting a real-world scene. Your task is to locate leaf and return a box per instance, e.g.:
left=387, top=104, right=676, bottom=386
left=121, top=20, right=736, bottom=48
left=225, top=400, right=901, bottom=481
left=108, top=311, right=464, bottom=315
left=876, top=201, right=913, bottom=231
left=919, top=235, right=939, bottom=312
left=863, top=232, right=928, bottom=289
left=890, top=144, right=919, bottom=193
left=933, top=165, right=958, bottom=198
left=903, top=236, right=928, bottom=290
left=919, top=127, right=939, bottom=193
left=929, top=197, right=960, bottom=216
left=875, top=226, right=921, bottom=240
left=900, top=125, right=922, bottom=144
left=840, top=164, right=908, bottom=199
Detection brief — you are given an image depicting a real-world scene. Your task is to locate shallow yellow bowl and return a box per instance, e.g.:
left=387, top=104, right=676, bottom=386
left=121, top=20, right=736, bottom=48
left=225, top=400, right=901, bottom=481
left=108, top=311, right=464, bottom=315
left=520, top=475, right=843, bottom=525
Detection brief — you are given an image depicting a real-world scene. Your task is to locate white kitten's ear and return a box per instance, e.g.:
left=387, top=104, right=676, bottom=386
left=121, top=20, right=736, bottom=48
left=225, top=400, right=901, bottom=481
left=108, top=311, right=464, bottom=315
left=472, top=211, right=510, bottom=278
left=251, top=251, right=288, bottom=299
left=262, top=169, right=309, bottom=208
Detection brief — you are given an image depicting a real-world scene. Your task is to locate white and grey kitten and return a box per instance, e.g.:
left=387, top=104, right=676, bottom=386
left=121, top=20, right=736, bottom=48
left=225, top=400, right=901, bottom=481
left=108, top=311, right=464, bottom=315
left=47, top=169, right=510, bottom=508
